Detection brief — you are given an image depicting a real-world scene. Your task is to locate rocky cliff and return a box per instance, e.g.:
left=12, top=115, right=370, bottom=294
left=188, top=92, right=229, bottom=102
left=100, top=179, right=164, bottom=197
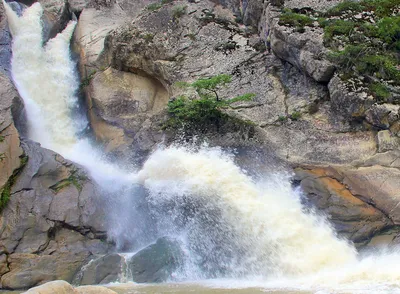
left=1, top=0, right=400, bottom=290
left=74, top=0, right=400, bottom=247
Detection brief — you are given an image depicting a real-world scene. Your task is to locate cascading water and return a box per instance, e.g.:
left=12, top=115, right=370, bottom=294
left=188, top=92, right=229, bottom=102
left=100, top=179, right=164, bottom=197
left=4, top=1, right=400, bottom=293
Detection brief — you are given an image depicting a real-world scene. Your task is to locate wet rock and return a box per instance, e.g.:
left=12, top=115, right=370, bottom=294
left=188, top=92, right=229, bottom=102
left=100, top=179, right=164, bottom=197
left=295, top=166, right=392, bottom=245
left=77, top=253, right=126, bottom=285
left=38, top=0, right=72, bottom=41
left=128, top=237, right=184, bottom=283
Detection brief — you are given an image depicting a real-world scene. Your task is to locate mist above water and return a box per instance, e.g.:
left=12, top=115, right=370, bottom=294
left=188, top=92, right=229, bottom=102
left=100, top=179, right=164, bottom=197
left=4, top=1, right=400, bottom=293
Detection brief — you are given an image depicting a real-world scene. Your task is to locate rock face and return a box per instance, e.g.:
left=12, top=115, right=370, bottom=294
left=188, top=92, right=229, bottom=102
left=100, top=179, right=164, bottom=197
left=77, top=253, right=126, bottom=285
left=0, top=73, right=111, bottom=290
left=128, top=237, right=184, bottom=283
left=0, top=73, right=23, bottom=197
left=0, top=140, right=110, bottom=289
left=295, top=166, right=395, bottom=246
left=271, top=23, right=335, bottom=83
left=87, top=67, right=169, bottom=155
left=92, top=0, right=400, bottom=250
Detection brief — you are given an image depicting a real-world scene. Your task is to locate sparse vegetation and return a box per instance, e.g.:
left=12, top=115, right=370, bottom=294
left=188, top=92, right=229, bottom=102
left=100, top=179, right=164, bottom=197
left=146, top=3, right=162, bottom=11
left=279, top=10, right=314, bottom=32
left=0, top=136, right=4, bottom=143
left=0, top=155, right=28, bottom=212
left=325, top=0, right=365, bottom=16
left=290, top=111, right=302, bottom=120
left=50, top=172, right=87, bottom=193
left=172, top=5, right=187, bottom=19
left=369, top=82, right=391, bottom=101
left=321, top=19, right=355, bottom=43
left=279, top=0, right=400, bottom=102
left=165, top=74, right=255, bottom=131
left=80, top=71, right=97, bottom=89
left=187, top=33, right=196, bottom=41
left=141, top=33, right=155, bottom=42
left=146, top=0, right=174, bottom=11
left=278, top=115, right=288, bottom=122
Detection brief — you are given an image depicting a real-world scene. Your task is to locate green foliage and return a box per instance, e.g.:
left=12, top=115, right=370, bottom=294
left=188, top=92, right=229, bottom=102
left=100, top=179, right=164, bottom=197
left=146, top=0, right=174, bottom=11
left=281, top=0, right=400, bottom=101
left=369, top=82, right=391, bottom=101
left=0, top=155, right=28, bottom=212
left=50, top=172, right=87, bottom=193
left=147, top=3, right=162, bottom=11
left=278, top=115, right=288, bottom=122
left=0, top=153, right=5, bottom=162
left=191, top=74, right=232, bottom=96
left=165, top=74, right=255, bottom=131
left=377, top=17, right=400, bottom=45
left=325, top=0, right=364, bottom=16
left=290, top=111, right=302, bottom=120
left=357, top=55, right=400, bottom=81
left=362, top=0, right=400, bottom=17
left=322, top=19, right=355, bottom=43
left=80, top=71, right=97, bottom=89
left=172, top=5, right=187, bottom=19
left=279, top=11, right=314, bottom=31
left=328, top=45, right=368, bottom=71
left=141, top=33, right=155, bottom=42
left=0, top=136, right=4, bottom=143
left=325, top=0, right=400, bottom=17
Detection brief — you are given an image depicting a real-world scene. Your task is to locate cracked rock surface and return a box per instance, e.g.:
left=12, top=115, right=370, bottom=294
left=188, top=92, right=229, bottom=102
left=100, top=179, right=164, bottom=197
left=0, top=72, right=111, bottom=289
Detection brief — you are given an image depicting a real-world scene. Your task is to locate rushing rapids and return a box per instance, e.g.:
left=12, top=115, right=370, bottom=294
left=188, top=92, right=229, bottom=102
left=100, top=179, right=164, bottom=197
left=4, top=1, right=400, bottom=293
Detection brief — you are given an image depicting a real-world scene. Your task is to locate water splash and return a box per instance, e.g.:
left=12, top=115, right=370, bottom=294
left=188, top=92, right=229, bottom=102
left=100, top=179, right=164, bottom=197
left=3, top=0, right=150, bottom=250
left=4, top=1, right=400, bottom=292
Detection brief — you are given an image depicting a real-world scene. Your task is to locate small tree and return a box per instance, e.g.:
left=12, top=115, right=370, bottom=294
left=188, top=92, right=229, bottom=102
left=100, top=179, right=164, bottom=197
left=165, top=74, right=255, bottom=131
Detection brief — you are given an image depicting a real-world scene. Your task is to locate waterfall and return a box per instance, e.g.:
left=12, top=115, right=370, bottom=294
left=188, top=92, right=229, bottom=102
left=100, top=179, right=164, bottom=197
left=4, top=1, right=400, bottom=293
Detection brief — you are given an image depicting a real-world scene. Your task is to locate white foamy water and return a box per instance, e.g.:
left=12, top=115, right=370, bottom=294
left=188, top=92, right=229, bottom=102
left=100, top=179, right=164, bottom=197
left=4, top=1, right=400, bottom=293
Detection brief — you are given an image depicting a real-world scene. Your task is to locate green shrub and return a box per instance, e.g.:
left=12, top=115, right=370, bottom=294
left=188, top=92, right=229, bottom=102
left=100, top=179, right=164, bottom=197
left=172, top=5, right=187, bottom=19
left=279, top=11, right=314, bottom=31
left=357, top=55, right=400, bottom=82
left=290, top=111, right=302, bottom=120
left=141, top=33, right=155, bottom=42
left=325, top=0, right=364, bottom=16
left=369, top=82, right=391, bottom=101
left=147, top=3, right=162, bottom=11
left=377, top=17, right=400, bottom=45
left=322, top=19, right=355, bottom=43
left=165, top=74, right=255, bottom=130
left=146, top=0, right=174, bottom=11
left=50, top=172, right=87, bottom=193
left=328, top=45, right=369, bottom=72
left=278, top=115, right=288, bottom=122
left=362, top=0, right=400, bottom=17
